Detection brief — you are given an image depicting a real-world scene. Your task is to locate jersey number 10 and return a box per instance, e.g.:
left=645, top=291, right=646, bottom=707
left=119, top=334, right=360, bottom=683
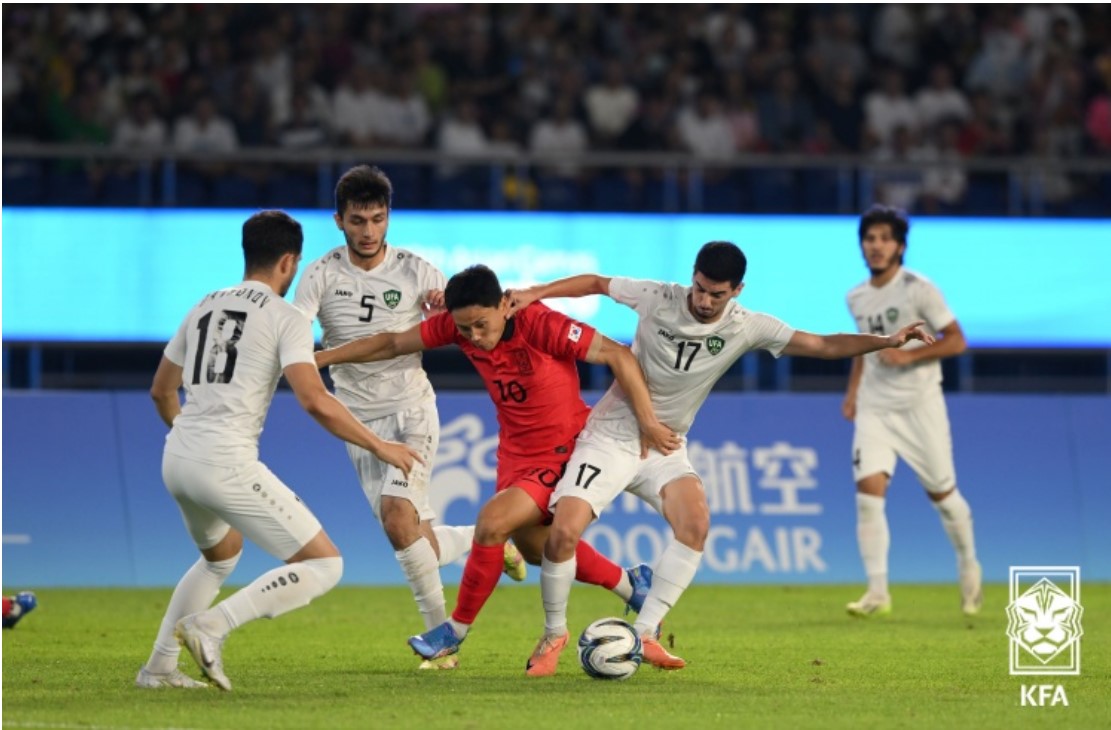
left=193, top=310, right=248, bottom=384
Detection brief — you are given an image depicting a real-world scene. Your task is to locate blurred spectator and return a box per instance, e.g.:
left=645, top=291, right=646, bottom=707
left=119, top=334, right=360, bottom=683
left=112, top=92, right=166, bottom=150
left=864, top=69, right=917, bottom=149
left=816, top=65, right=864, bottom=152
left=1086, top=63, right=1111, bottom=153
left=229, top=76, right=273, bottom=148
left=964, top=8, right=1028, bottom=101
left=271, top=57, right=332, bottom=132
left=173, top=94, right=238, bottom=156
left=252, top=27, right=292, bottom=93
left=919, top=121, right=968, bottom=212
left=722, top=71, right=762, bottom=152
left=676, top=92, right=736, bottom=159
left=332, top=66, right=383, bottom=146
left=758, top=68, right=815, bottom=152
left=377, top=71, right=433, bottom=148
left=807, top=10, right=868, bottom=94
left=958, top=92, right=1015, bottom=157
left=529, top=95, right=589, bottom=178
left=703, top=6, right=757, bottom=62
left=871, top=4, right=920, bottom=71
left=437, top=96, right=488, bottom=178
left=871, top=125, right=926, bottom=211
left=410, top=36, right=449, bottom=116
left=583, top=60, right=639, bottom=148
left=277, top=89, right=329, bottom=150
left=915, top=64, right=971, bottom=130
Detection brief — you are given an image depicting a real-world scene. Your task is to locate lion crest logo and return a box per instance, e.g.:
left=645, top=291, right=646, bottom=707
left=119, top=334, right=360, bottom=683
left=382, top=290, right=402, bottom=309
left=705, top=335, right=725, bottom=356
left=1006, top=577, right=1084, bottom=665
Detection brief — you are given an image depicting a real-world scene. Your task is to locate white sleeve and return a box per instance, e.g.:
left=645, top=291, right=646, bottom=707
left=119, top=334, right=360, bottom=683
left=748, top=312, right=796, bottom=359
left=915, top=280, right=955, bottom=332
left=420, top=259, right=447, bottom=296
left=607, top=276, right=668, bottom=316
left=163, top=315, right=190, bottom=366
left=292, top=257, right=326, bottom=321
left=277, top=311, right=317, bottom=369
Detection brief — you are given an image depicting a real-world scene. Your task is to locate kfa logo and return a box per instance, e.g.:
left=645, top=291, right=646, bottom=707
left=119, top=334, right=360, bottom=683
left=1007, top=566, right=1082, bottom=708
left=382, top=290, right=402, bottom=309
left=705, top=335, right=725, bottom=356
left=1007, top=566, right=1083, bottom=675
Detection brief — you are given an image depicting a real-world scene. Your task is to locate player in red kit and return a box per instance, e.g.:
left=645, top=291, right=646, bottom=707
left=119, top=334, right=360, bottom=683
left=317, top=264, right=679, bottom=662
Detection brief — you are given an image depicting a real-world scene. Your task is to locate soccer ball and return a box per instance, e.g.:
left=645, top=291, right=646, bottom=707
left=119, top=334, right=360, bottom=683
left=578, top=617, right=643, bottom=680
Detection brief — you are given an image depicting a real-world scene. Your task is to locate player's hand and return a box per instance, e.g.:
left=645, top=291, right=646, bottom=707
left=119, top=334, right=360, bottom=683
left=506, top=288, right=540, bottom=315
left=887, top=320, right=934, bottom=349
left=639, top=421, right=682, bottom=459
left=373, top=440, right=425, bottom=479
left=841, top=393, right=856, bottom=421
left=422, top=290, right=446, bottom=315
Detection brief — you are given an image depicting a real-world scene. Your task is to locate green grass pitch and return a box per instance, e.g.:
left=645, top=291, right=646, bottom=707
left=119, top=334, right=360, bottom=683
left=2, top=583, right=1107, bottom=729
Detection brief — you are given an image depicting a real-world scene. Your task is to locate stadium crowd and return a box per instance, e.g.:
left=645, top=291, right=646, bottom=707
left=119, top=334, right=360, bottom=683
left=3, top=4, right=1110, bottom=213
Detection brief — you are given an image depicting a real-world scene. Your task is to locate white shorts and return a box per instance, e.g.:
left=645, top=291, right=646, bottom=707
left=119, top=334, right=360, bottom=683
left=550, top=429, right=700, bottom=517
left=346, top=401, right=439, bottom=521
left=852, top=391, right=956, bottom=494
left=162, top=452, right=323, bottom=561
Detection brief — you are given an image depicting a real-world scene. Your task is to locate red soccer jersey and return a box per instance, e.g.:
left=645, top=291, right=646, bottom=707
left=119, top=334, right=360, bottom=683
left=420, top=302, right=595, bottom=460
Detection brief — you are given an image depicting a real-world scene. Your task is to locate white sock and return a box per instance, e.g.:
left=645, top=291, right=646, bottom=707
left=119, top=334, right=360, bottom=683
left=448, top=618, right=470, bottom=639
left=633, top=542, right=702, bottom=636
left=396, top=537, right=447, bottom=630
left=145, top=554, right=239, bottom=674
left=199, top=557, right=343, bottom=637
left=933, top=489, right=978, bottom=568
left=432, top=525, right=474, bottom=566
left=610, top=570, right=633, bottom=603
left=540, top=556, right=577, bottom=637
left=856, top=493, right=889, bottom=597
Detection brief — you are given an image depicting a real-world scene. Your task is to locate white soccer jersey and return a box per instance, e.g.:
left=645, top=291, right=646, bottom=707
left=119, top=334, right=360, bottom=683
left=587, top=277, right=795, bottom=440
left=846, top=267, right=955, bottom=410
left=163, top=281, right=316, bottom=466
left=294, top=246, right=445, bottom=421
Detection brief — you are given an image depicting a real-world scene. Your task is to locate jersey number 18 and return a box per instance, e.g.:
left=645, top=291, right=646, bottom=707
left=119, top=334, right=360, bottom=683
left=193, top=309, right=248, bottom=384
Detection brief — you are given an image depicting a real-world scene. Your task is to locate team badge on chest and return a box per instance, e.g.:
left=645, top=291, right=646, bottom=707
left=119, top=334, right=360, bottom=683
left=382, top=290, right=402, bottom=309
left=705, top=335, right=725, bottom=356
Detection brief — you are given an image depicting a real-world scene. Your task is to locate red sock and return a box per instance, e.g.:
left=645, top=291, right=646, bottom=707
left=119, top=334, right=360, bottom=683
left=574, top=539, right=623, bottom=589
left=1, top=597, right=10, bottom=618
left=451, top=541, right=506, bottom=626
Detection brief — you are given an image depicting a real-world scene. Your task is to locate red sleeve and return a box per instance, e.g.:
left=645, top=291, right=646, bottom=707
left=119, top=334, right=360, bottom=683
left=420, top=311, right=459, bottom=349
left=523, top=303, right=596, bottom=361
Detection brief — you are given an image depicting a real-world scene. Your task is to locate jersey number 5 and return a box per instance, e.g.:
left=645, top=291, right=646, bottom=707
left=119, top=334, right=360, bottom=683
left=193, top=310, right=248, bottom=384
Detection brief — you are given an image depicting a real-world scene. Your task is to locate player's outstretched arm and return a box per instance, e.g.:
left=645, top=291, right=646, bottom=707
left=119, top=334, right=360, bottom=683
left=284, top=362, right=423, bottom=477
left=842, top=356, right=863, bottom=421
left=315, top=324, right=426, bottom=368
left=508, top=274, right=613, bottom=313
left=781, top=320, right=934, bottom=360
left=150, top=356, right=184, bottom=427
left=585, top=334, right=680, bottom=458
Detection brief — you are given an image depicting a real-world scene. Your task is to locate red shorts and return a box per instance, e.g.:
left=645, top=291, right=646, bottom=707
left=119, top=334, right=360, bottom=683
left=496, top=442, right=574, bottom=524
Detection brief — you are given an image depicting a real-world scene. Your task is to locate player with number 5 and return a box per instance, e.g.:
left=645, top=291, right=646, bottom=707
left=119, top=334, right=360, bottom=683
left=316, top=263, right=679, bottom=664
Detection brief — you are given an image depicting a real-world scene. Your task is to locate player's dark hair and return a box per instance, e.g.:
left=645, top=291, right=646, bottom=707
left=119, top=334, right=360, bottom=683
left=335, top=164, right=393, bottom=216
left=242, top=210, right=303, bottom=272
left=444, top=264, right=504, bottom=311
left=859, top=204, right=909, bottom=264
left=694, top=241, right=747, bottom=286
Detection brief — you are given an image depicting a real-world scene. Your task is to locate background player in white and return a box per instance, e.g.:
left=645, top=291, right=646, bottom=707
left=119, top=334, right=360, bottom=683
left=509, top=241, right=932, bottom=674
left=137, top=211, right=420, bottom=691
left=842, top=205, right=982, bottom=617
left=293, top=165, right=524, bottom=671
